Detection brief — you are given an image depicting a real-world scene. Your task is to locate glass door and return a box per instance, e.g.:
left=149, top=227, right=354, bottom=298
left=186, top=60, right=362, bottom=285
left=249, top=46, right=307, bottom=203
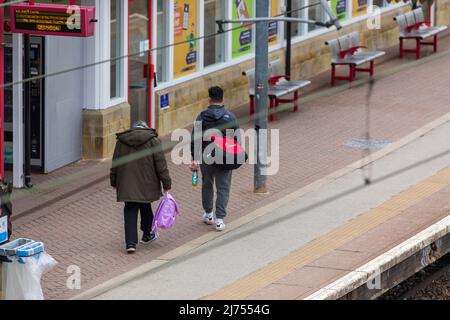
left=128, top=0, right=150, bottom=125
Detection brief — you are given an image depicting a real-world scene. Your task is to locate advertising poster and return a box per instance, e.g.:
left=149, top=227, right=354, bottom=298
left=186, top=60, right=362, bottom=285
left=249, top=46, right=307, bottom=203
left=268, top=0, right=279, bottom=46
left=232, top=0, right=254, bottom=59
left=352, top=0, right=368, bottom=17
left=331, top=0, right=347, bottom=22
left=173, top=0, right=197, bottom=78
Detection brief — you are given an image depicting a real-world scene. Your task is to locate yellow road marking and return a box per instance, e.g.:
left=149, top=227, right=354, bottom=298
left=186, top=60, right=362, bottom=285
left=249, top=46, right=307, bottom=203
left=204, top=166, right=450, bottom=300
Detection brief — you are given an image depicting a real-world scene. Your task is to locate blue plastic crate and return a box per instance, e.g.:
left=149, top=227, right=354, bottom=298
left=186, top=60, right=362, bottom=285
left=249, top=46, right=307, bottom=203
left=0, top=238, right=34, bottom=256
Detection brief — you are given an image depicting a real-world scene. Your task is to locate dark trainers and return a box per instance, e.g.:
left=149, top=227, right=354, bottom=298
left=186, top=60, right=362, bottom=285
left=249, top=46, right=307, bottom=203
left=141, top=232, right=156, bottom=244
left=126, top=243, right=136, bottom=254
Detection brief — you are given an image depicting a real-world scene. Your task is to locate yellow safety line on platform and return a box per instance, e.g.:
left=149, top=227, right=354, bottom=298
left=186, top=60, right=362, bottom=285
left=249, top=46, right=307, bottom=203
left=204, top=166, right=450, bottom=300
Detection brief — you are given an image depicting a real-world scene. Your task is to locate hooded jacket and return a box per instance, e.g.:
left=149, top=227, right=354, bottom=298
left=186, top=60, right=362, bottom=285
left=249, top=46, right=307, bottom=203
left=191, top=105, right=240, bottom=160
left=110, top=128, right=172, bottom=203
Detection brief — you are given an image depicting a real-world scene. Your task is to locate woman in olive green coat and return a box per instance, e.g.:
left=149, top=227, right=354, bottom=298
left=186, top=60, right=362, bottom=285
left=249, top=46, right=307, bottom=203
left=110, top=121, right=171, bottom=253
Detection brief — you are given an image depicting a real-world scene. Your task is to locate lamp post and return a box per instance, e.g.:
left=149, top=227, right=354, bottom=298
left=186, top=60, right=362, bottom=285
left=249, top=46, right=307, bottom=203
left=217, top=0, right=341, bottom=193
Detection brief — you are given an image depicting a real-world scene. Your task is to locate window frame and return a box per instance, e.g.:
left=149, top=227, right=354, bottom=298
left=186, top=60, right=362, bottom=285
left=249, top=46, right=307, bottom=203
left=109, top=0, right=127, bottom=106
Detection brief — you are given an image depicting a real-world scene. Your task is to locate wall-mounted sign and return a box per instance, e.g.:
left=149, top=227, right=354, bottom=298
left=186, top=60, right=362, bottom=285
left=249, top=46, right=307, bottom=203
left=268, top=0, right=279, bottom=46
left=331, top=0, right=347, bottom=22
left=10, top=3, right=96, bottom=37
left=352, top=0, right=368, bottom=17
left=232, top=0, right=254, bottom=59
left=160, top=94, right=170, bottom=110
left=173, top=0, right=198, bottom=79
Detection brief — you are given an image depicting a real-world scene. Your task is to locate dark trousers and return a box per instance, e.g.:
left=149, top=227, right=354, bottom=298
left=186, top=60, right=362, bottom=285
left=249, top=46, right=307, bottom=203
left=124, top=202, right=153, bottom=246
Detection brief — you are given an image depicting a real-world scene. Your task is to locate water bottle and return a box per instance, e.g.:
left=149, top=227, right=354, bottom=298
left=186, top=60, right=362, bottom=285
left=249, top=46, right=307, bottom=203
left=192, top=170, right=198, bottom=187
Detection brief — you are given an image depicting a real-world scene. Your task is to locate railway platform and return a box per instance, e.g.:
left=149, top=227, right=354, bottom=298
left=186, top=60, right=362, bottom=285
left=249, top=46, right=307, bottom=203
left=82, top=111, right=450, bottom=300
left=6, top=30, right=450, bottom=300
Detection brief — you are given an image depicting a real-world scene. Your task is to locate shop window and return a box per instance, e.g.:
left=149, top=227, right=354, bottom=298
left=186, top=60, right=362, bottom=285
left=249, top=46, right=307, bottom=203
left=308, top=0, right=329, bottom=32
left=110, top=0, right=124, bottom=99
left=372, top=0, right=388, bottom=7
left=289, top=0, right=308, bottom=38
left=372, top=0, right=405, bottom=8
left=204, top=0, right=226, bottom=68
left=156, top=0, right=169, bottom=83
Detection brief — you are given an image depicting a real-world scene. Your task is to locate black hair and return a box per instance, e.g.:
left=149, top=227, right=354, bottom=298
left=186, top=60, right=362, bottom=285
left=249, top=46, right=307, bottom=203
left=208, top=86, right=224, bottom=101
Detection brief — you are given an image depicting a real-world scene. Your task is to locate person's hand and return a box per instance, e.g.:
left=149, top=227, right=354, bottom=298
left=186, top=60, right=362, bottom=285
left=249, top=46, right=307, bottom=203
left=190, top=161, right=199, bottom=172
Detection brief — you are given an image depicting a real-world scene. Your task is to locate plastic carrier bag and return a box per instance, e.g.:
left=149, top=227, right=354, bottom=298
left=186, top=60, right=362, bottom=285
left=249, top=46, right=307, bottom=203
left=5, top=251, right=57, bottom=300
left=151, top=192, right=180, bottom=238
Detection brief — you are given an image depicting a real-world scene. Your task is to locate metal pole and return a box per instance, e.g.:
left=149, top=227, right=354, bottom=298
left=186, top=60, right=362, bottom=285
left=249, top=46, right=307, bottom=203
left=285, top=0, right=292, bottom=77
left=24, top=34, right=32, bottom=188
left=254, top=0, right=269, bottom=194
left=0, top=0, right=4, bottom=181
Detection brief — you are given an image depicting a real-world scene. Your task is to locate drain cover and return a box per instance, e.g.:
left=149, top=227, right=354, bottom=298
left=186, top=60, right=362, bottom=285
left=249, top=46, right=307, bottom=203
left=344, top=139, right=391, bottom=150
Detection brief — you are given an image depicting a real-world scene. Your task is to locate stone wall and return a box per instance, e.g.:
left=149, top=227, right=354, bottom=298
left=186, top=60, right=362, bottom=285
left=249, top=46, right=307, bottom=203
left=82, top=103, right=131, bottom=159
left=154, top=4, right=413, bottom=136
left=436, top=0, right=450, bottom=25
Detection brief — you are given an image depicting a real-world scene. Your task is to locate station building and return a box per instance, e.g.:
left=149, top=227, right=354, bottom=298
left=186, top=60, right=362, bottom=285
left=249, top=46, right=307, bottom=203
left=4, top=0, right=450, bottom=187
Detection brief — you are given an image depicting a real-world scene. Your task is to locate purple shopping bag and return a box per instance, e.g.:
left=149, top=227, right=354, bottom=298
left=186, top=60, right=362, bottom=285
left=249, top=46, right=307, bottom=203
left=152, top=192, right=180, bottom=238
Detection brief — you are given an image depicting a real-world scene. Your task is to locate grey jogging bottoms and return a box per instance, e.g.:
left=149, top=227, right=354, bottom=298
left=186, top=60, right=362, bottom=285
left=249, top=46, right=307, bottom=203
left=200, top=164, right=232, bottom=219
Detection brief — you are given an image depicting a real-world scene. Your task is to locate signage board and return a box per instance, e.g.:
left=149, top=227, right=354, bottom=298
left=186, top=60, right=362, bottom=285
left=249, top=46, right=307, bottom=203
left=160, top=94, right=169, bottom=110
left=232, top=0, right=254, bottom=59
left=10, top=3, right=96, bottom=37
left=352, top=0, right=368, bottom=17
left=173, top=0, right=198, bottom=78
left=331, top=0, right=347, bottom=22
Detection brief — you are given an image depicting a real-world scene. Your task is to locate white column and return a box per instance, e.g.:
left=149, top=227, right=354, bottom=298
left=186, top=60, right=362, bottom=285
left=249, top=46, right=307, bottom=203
left=120, top=0, right=128, bottom=102
left=83, top=0, right=111, bottom=110
left=168, top=0, right=174, bottom=81
left=225, top=0, right=232, bottom=61
left=198, top=0, right=204, bottom=72
left=12, top=34, right=23, bottom=188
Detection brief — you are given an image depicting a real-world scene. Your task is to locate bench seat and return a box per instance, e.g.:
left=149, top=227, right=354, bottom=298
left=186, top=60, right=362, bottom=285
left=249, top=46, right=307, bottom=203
left=243, top=60, right=311, bottom=122
left=326, top=32, right=385, bottom=86
left=394, top=8, right=448, bottom=59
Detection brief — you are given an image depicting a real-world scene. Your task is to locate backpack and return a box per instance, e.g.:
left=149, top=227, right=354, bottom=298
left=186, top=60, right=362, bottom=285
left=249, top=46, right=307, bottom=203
left=208, top=135, right=248, bottom=170
left=201, top=110, right=248, bottom=171
left=151, top=192, right=180, bottom=238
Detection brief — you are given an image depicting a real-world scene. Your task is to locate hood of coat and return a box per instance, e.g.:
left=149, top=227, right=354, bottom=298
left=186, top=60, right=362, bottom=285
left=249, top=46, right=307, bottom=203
left=117, top=128, right=158, bottom=148
left=202, top=105, right=227, bottom=122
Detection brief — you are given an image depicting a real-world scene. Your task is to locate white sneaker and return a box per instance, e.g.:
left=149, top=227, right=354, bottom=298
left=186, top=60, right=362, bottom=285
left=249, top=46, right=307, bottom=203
left=202, top=212, right=214, bottom=225
left=215, top=219, right=226, bottom=231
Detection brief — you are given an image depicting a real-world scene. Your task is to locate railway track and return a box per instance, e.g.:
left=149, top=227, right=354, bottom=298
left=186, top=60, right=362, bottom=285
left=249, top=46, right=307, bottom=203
left=378, top=253, right=450, bottom=300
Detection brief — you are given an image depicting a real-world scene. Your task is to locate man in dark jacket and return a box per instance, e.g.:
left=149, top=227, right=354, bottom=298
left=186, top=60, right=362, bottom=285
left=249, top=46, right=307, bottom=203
left=190, top=86, right=239, bottom=231
left=111, top=121, right=171, bottom=253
